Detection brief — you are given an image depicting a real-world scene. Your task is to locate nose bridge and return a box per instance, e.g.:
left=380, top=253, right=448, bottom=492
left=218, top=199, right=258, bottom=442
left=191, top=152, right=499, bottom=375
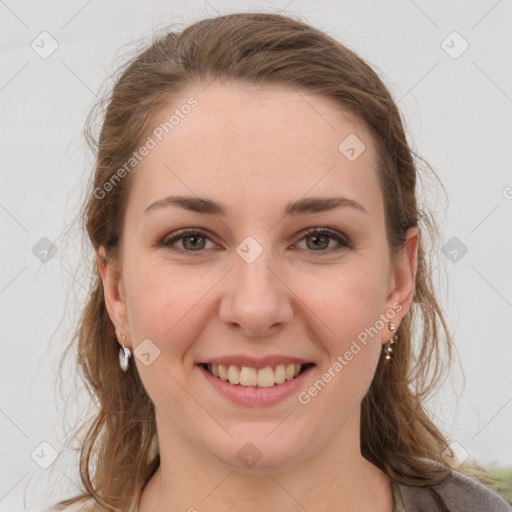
left=218, top=236, right=293, bottom=336
left=235, top=243, right=277, bottom=296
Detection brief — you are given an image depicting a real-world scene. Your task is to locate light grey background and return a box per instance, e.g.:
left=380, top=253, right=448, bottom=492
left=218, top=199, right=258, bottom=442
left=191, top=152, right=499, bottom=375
left=1, top=0, right=511, bottom=510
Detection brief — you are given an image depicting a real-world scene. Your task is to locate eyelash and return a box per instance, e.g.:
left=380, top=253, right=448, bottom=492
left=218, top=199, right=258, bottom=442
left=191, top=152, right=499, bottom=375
left=158, top=228, right=352, bottom=255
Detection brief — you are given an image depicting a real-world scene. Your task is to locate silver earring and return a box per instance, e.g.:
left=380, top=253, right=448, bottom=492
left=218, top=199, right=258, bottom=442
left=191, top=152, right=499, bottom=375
left=383, top=322, right=398, bottom=361
left=116, top=331, right=132, bottom=372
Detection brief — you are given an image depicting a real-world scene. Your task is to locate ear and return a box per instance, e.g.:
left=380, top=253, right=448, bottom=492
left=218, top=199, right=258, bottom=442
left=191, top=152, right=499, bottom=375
left=98, top=246, right=131, bottom=347
left=381, top=226, right=419, bottom=341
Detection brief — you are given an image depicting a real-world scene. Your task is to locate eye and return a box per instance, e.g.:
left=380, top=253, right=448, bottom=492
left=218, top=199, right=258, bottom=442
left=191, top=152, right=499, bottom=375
left=159, top=229, right=217, bottom=254
left=158, top=227, right=351, bottom=255
left=294, top=228, right=351, bottom=254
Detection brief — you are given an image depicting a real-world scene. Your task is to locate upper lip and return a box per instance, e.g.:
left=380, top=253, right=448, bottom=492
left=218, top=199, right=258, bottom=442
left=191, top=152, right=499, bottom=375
left=198, top=355, right=314, bottom=369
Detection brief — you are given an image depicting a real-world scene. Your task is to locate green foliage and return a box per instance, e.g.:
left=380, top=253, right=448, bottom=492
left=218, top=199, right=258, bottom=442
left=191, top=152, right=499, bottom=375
left=457, top=459, right=512, bottom=505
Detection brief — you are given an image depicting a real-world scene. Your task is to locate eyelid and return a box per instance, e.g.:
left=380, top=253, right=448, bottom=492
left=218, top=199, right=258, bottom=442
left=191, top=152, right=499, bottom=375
left=158, top=227, right=352, bottom=254
left=160, top=228, right=220, bottom=253
left=296, top=227, right=352, bottom=251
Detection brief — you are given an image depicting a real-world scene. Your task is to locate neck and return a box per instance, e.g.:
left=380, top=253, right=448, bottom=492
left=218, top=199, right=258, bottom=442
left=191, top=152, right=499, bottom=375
left=139, top=409, right=394, bottom=512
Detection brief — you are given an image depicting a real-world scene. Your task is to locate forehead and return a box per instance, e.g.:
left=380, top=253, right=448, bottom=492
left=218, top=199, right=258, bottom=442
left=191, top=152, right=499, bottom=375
left=126, top=81, right=382, bottom=221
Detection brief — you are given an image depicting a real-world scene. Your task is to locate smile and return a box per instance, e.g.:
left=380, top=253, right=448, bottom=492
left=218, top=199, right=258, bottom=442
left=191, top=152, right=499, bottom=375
left=199, top=362, right=315, bottom=388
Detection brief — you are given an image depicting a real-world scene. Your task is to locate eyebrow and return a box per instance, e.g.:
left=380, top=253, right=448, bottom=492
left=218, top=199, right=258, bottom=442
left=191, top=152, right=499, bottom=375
left=143, top=195, right=368, bottom=217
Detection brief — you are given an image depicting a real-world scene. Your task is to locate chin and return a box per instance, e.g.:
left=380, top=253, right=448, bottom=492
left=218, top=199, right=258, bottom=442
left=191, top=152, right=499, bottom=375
left=207, top=424, right=309, bottom=473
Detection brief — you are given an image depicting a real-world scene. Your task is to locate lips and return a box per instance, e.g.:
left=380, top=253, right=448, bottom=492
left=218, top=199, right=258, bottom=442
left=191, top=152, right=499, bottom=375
left=197, top=356, right=315, bottom=388
left=197, top=357, right=316, bottom=406
left=201, top=355, right=314, bottom=369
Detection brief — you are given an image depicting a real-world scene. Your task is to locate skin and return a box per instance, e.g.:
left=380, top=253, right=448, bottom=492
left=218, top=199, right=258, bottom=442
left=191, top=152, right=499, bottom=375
left=98, top=81, right=418, bottom=512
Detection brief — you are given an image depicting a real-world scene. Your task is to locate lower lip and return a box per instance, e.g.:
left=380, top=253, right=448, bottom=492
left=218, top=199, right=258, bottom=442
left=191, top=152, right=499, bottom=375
left=198, top=364, right=315, bottom=407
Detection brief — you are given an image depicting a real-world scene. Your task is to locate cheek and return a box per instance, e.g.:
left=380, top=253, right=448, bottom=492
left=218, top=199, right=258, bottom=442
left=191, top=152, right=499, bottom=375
left=124, top=249, right=389, bottom=350
left=297, top=261, right=388, bottom=343
left=296, top=273, right=385, bottom=415
left=123, top=264, right=209, bottom=412
left=124, top=261, right=217, bottom=358
left=125, top=264, right=196, bottom=338
left=295, top=262, right=387, bottom=391
left=286, top=271, right=386, bottom=446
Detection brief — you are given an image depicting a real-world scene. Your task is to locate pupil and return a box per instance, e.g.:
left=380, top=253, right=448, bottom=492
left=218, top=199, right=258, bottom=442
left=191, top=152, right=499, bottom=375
left=184, top=235, right=204, bottom=250
left=309, top=235, right=327, bottom=250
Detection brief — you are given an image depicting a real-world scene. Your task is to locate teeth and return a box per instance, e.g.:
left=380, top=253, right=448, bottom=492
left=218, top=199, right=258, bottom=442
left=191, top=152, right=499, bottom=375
left=240, top=366, right=257, bottom=386
left=218, top=364, right=228, bottom=381
left=274, top=364, right=286, bottom=384
left=257, top=367, right=275, bottom=388
left=285, top=363, right=295, bottom=381
left=227, top=365, right=240, bottom=384
left=206, top=363, right=306, bottom=387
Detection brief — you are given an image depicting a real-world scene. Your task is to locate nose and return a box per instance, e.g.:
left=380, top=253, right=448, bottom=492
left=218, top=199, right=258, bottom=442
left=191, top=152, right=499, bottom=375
left=218, top=245, right=294, bottom=337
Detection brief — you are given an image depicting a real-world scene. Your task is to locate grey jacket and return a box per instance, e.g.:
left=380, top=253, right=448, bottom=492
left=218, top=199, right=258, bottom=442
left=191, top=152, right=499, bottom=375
left=395, top=459, right=512, bottom=512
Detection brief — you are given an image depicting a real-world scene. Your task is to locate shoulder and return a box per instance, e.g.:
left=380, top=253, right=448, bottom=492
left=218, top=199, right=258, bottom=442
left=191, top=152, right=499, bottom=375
left=395, top=458, right=512, bottom=512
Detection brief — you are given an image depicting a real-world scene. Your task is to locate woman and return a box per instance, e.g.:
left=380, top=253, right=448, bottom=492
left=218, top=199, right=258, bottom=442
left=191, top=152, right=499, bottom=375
left=55, top=11, right=511, bottom=512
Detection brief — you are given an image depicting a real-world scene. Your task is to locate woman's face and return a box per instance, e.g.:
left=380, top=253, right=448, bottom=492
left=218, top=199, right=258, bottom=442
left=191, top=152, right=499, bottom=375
left=100, top=81, right=418, bottom=471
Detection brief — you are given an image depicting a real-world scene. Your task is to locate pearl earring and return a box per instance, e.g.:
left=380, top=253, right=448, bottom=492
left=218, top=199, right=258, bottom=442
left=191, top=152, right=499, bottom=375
left=116, top=330, right=132, bottom=372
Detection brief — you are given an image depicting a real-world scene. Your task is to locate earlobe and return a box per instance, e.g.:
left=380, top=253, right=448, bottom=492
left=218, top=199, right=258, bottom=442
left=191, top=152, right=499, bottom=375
left=97, top=246, right=129, bottom=340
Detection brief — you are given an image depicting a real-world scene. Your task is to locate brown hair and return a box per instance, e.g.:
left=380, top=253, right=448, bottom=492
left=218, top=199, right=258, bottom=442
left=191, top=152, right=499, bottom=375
left=57, top=11, right=466, bottom=511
